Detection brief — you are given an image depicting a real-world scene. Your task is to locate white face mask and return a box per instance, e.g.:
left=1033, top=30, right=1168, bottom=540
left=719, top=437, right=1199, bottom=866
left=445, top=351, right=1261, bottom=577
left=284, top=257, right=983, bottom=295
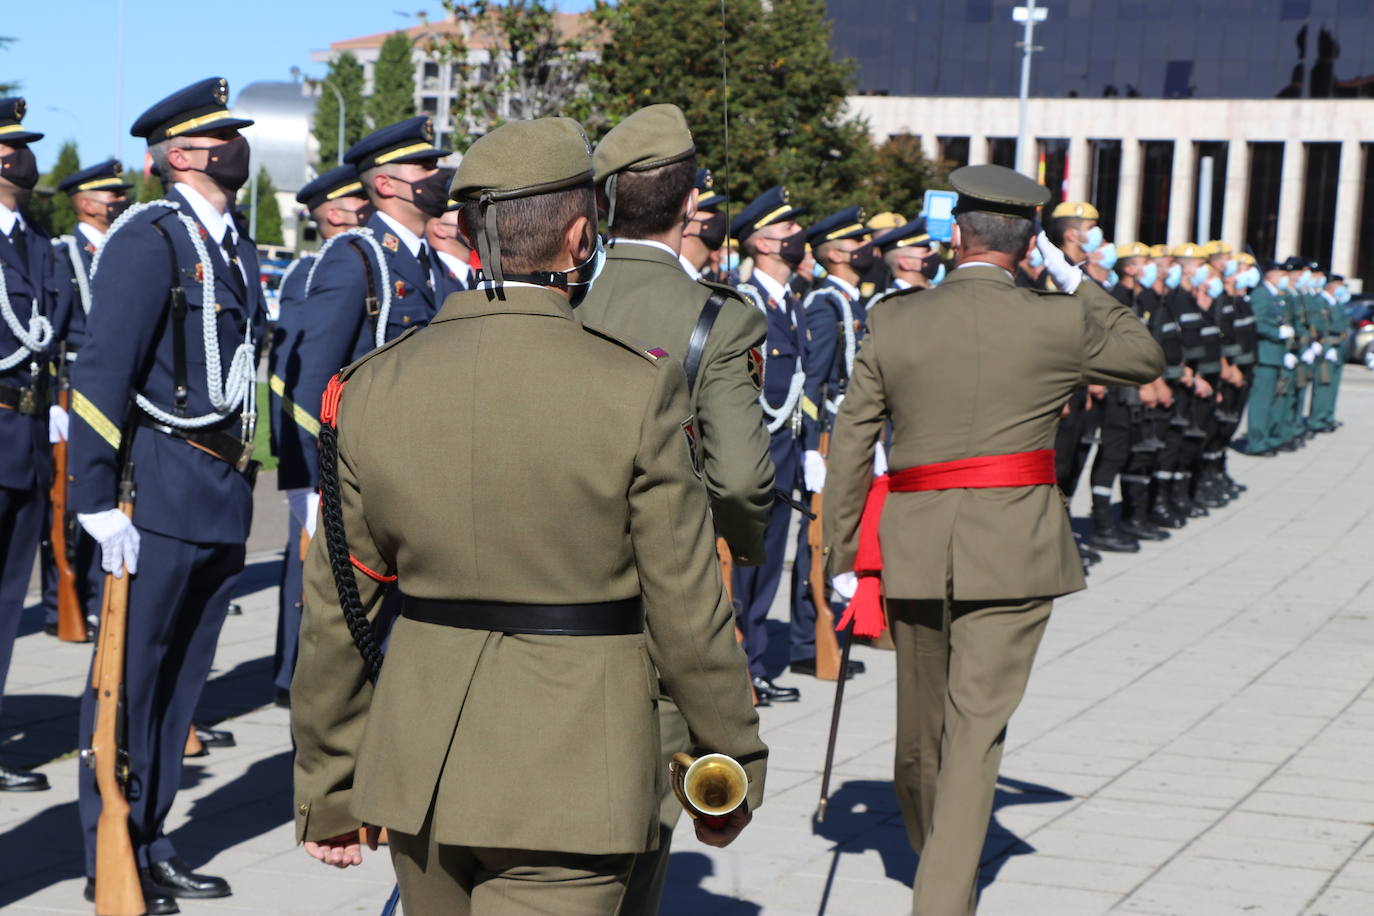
left=566, top=233, right=606, bottom=307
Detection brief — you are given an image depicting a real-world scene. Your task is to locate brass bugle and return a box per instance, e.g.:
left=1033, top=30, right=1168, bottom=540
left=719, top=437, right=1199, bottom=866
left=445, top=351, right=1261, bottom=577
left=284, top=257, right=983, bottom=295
left=669, top=752, right=747, bottom=828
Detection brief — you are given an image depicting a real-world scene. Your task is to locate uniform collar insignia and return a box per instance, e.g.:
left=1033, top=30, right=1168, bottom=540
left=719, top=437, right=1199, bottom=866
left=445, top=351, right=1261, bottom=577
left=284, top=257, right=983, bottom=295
left=382, top=233, right=399, bottom=252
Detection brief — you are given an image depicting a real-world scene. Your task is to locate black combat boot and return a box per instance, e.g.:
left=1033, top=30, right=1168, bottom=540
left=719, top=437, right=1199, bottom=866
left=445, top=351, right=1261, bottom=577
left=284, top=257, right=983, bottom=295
left=1086, top=504, right=1141, bottom=553
left=1170, top=474, right=1209, bottom=518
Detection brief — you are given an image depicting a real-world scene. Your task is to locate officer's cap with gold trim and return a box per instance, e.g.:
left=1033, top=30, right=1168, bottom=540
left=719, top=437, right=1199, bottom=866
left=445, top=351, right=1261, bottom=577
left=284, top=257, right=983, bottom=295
left=131, top=78, right=253, bottom=143
left=949, top=165, right=1051, bottom=221
left=1049, top=200, right=1100, bottom=220
left=731, top=185, right=807, bottom=244
left=806, top=206, right=871, bottom=246
left=57, top=159, right=132, bottom=195
left=346, top=116, right=449, bottom=172
left=695, top=168, right=725, bottom=211
left=296, top=164, right=365, bottom=209
left=874, top=217, right=933, bottom=253
left=593, top=104, right=695, bottom=183
left=0, top=98, right=44, bottom=144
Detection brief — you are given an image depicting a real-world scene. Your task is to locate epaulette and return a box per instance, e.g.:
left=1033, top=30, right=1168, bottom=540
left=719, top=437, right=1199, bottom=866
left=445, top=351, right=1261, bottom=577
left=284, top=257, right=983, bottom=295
left=338, top=325, right=421, bottom=382
left=1028, top=285, right=1072, bottom=297
left=695, top=278, right=748, bottom=305
left=582, top=322, right=670, bottom=365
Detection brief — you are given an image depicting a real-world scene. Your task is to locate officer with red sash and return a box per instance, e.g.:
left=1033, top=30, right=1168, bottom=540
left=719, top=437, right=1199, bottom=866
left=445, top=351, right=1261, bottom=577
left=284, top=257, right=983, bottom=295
left=823, top=165, right=1163, bottom=915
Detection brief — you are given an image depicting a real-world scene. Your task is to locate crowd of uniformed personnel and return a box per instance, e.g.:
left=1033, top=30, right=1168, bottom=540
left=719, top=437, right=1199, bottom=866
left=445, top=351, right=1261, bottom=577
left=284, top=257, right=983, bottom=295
left=0, top=74, right=1353, bottom=916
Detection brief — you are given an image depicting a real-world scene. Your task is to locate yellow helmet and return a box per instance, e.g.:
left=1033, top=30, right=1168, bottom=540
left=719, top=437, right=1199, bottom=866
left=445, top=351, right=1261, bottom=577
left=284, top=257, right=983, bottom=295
left=1049, top=201, right=1100, bottom=220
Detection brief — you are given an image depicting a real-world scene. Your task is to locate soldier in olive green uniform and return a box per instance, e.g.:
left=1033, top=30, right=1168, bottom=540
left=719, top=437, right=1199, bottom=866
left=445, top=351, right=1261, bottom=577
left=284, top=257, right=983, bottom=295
left=824, top=166, right=1163, bottom=915
left=291, top=117, right=767, bottom=916
left=578, top=103, right=774, bottom=916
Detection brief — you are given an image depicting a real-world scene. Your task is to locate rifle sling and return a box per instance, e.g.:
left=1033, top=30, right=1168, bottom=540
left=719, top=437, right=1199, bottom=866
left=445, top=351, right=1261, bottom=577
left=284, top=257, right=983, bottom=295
left=347, top=239, right=381, bottom=336
left=684, top=290, right=727, bottom=394
left=149, top=223, right=190, bottom=415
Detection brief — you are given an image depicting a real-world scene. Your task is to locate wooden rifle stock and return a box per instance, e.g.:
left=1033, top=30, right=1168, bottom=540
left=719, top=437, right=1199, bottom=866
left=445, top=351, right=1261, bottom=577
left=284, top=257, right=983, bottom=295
left=808, top=433, right=842, bottom=681
left=716, top=538, right=758, bottom=706
left=51, top=382, right=87, bottom=642
left=90, top=464, right=144, bottom=916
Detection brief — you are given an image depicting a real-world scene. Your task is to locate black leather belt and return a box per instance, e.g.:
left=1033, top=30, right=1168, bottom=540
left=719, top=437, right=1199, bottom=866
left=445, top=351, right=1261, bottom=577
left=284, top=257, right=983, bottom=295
left=0, top=383, right=44, bottom=415
left=401, top=594, right=644, bottom=636
left=137, top=414, right=253, bottom=471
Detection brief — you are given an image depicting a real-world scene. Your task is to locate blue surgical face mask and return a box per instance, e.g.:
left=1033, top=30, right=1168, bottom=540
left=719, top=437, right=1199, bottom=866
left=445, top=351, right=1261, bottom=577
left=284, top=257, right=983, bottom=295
left=1139, top=262, right=1158, bottom=288
left=1224, top=258, right=1237, bottom=277
left=811, top=261, right=827, bottom=279
left=724, top=251, right=740, bottom=273
left=930, top=262, right=946, bottom=286
left=1206, top=277, right=1224, bottom=299
left=1236, top=266, right=1258, bottom=290
left=1336, top=285, right=1351, bottom=305
left=1277, top=275, right=1290, bottom=291
left=1299, top=269, right=1312, bottom=289
left=1080, top=225, right=1104, bottom=255
left=1165, top=264, right=1182, bottom=290
left=1029, top=248, right=1044, bottom=269
left=1096, top=242, right=1118, bottom=271
left=1103, top=270, right=1119, bottom=291
left=1191, top=265, right=1210, bottom=288
left=1247, top=266, right=1261, bottom=289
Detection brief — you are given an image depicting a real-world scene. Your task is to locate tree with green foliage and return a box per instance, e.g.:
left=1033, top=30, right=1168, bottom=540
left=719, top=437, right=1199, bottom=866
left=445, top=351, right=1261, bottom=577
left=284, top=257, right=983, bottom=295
left=869, top=134, right=951, bottom=218
left=134, top=168, right=165, bottom=203
left=311, top=52, right=368, bottom=171
left=593, top=0, right=876, bottom=214
left=245, top=167, right=284, bottom=245
left=367, top=32, right=418, bottom=129
left=42, top=140, right=82, bottom=236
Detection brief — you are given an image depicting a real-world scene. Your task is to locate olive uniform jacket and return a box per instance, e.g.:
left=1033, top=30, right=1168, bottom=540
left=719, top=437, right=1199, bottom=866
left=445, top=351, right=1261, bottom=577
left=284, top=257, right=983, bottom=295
left=292, top=285, right=767, bottom=856
left=824, top=265, right=1164, bottom=601
left=578, top=240, right=774, bottom=565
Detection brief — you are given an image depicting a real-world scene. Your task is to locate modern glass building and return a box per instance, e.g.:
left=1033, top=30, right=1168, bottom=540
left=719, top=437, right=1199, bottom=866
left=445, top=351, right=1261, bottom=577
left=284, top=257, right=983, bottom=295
left=830, top=0, right=1374, bottom=283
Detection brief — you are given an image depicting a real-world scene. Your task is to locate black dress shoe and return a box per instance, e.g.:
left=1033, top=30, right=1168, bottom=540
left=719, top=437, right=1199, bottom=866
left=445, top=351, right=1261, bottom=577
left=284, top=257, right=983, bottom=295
left=0, top=762, right=49, bottom=792
left=1120, top=519, right=1170, bottom=541
left=194, top=725, right=235, bottom=748
left=147, top=858, right=231, bottom=899
left=1086, top=529, right=1141, bottom=553
left=1077, top=542, right=1102, bottom=565
left=751, top=676, right=800, bottom=702
left=85, top=875, right=180, bottom=915
left=42, top=621, right=58, bottom=637
left=789, top=657, right=866, bottom=679
left=226, top=602, right=243, bottom=616
left=274, top=688, right=292, bottom=709
left=1276, top=440, right=1298, bottom=453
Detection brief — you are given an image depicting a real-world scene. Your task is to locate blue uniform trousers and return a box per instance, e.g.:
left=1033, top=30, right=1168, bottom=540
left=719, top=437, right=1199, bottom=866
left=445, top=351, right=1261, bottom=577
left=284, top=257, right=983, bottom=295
left=732, top=430, right=799, bottom=678
left=789, top=487, right=821, bottom=665
left=78, top=528, right=243, bottom=874
left=273, top=514, right=304, bottom=693
left=0, top=485, right=42, bottom=718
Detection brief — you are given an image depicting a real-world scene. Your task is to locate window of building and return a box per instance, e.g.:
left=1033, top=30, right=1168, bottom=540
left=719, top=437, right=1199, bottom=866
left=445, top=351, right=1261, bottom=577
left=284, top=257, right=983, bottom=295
left=422, top=61, right=440, bottom=91
left=1300, top=143, right=1342, bottom=267
left=1358, top=144, right=1374, bottom=284
left=1245, top=142, right=1286, bottom=261
left=1039, top=138, right=1070, bottom=204
left=988, top=137, right=1016, bottom=169
left=1138, top=141, right=1174, bottom=245
left=938, top=136, right=969, bottom=169
left=1163, top=60, right=1194, bottom=98
left=1191, top=141, right=1229, bottom=243
left=1089, top=140, right=1122, bottom=238
left=420, top=96, right=440, bottom=116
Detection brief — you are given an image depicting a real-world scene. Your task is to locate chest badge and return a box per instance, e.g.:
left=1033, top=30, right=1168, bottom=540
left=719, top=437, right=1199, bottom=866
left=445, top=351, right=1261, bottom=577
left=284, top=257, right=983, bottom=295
left=747, top=347, right=763, bottom=390
left=382, top=233, right=399, bottom=253
left=395, top=280, right=407, bottom=298
left=195, top=263, right=204, bottom=284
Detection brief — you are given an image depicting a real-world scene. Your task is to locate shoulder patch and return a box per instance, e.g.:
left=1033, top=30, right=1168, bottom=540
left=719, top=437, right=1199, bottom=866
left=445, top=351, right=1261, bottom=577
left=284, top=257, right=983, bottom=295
left=647, top=347, right=670, bottom=359
left=339, top=325, right=422, bottom=381
left=747, top=347, right=763, bottom=390
left=581, top=322, right=668, bottom=365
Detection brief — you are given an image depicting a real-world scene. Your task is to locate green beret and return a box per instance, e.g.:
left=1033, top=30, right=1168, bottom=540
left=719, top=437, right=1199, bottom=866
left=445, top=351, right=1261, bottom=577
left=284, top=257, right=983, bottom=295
left=949, top=164, right=1051, bottom=220
left=593, top=104, right=695, bottom=183
left=450, top=117, right=593, bottom=203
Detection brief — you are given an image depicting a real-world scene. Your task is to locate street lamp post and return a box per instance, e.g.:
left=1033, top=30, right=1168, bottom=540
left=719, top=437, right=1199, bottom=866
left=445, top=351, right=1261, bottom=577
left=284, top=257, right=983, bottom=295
left=1013, top=1, right=1048, bottom=179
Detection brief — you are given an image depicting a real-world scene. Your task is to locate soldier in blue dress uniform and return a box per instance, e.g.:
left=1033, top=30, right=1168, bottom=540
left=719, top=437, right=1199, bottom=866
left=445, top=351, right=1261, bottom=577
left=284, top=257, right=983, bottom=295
left=0, top=96, right=56, bottom=793
left=731, top=185, right=812, bottom=703
left=267, top=163, right=367, bottom=706
left=68, top=77, right=265, bottom=911
left=41, top=159, right=134, bottom=638
left=680, top=167, right=729, bottom=281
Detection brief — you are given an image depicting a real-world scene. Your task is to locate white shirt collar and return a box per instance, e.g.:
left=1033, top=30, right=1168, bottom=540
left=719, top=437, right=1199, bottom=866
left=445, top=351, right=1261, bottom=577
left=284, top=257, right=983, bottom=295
left=435, top=250, right=468, bottom=286
left=893, top=277, right=912, bottom=290
left=476, top=279, right=550, bottom=293
left=825, top=274, right=860, bottom=299
left=377, top=211, right=424, bottom=258
left=77, top=222, right=106, bottom=248
left=608, top=238, right=678, bottom=260
left=751, top=268, right=789, bottom=304
left=957, top=260, right=1013, bottom=281
left=1321, top=289, right=1336, bottom=304
left=175, top=182, right=235, bottom=246
left=1263, top=280, right=1278, bottom=294
left=0, top=202, right=25, bottom=236
left=678, top=252, right=701, bottom=280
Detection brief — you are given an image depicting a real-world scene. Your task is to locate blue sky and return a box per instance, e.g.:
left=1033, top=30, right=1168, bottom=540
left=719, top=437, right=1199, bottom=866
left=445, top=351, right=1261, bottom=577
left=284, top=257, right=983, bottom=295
left=4, top=1, right=597, bottom=171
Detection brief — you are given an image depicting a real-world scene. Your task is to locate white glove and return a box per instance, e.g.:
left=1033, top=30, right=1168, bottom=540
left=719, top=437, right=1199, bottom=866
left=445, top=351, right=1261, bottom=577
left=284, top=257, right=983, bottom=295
left=1301, top=348, right=1316, bottom=365
left=1326, top=348, right=1339, bottom=363
left=48, top=404, right=69, bottom=444
left=1283, top=352, right=1298, bottom=370
left=287, top=488, right=320, bottom=539
left=1035, top=231, right=1082, bottom=294
left=832, top=571, right=858, bottom=600
left=872, top=442, right=888, bottom=476
left=78, top=509, right=140, bottom=577
left=803, top=450, right=827, bottom=493
left=1279, top=324, right=1295, bottom=340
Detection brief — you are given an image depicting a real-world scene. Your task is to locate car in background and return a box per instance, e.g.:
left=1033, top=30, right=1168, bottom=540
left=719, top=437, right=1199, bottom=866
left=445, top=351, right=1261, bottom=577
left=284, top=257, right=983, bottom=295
left=1346, top=297, right=1374, bottom=367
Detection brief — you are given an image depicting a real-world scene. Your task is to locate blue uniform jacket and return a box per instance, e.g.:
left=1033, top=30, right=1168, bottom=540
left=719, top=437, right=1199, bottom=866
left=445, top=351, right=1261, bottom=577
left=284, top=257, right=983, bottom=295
left=738, top=276, right=814, bottom=469
left=50, top=232, right=98, bottom=356
left=804, top=277, right=874, bottom=447
left=271, top=212, right=443, bottom=491
left=68, top=188, right=265, bottom=544
left=0, top=221, right=58, bottom=492
left=267, top=252, right=314, bottom=479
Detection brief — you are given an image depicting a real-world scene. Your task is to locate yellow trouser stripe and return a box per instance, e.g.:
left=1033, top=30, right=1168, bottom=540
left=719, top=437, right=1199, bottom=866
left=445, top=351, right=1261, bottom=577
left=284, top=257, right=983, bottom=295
left=801, top=396, right=819, bottom=421
left=72, top=390, right=121, bottom=450
left=270, top=374, right=320, bottom=438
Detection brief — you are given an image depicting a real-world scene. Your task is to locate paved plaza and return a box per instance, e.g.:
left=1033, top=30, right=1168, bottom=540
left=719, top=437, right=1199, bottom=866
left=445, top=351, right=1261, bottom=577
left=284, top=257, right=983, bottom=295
left=2, top=371, right=1373, bottom=915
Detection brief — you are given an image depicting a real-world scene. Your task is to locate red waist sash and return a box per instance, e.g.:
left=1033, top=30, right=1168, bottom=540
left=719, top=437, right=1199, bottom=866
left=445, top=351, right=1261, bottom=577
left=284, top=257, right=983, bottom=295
left=836, top=449, right=1057, bottom=638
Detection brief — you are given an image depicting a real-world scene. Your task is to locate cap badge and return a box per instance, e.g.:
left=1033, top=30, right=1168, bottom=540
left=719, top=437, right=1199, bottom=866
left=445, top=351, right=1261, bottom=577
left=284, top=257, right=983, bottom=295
left=214, top=80, right=228, bottom=105
left=13, top=99, right=25, bottom=119
left=422, top=119, right=435, bottom=142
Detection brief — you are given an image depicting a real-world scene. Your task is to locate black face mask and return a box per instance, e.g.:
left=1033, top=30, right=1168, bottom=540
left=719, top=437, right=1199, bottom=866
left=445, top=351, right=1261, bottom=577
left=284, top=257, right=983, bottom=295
left=776, top=230, right=806, bottom=269
left=353, top=201, right=376, bottom=226
left=849, top=244, right=876, bottom=273
left=398, top=171, right=450, bottom=219
left=921, top=252, right=943, bottom=280
left=0, top=146, right=38, bottom=191
left=688, top=212, right=728, bottom=251
left=187, top=135, right=251, bottom=193
left=105, top=198, right=132, bottom=222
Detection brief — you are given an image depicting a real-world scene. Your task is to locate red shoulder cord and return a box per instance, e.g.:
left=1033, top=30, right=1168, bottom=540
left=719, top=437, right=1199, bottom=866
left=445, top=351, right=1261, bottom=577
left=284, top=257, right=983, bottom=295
left=319, top=374, right=398, bottom=585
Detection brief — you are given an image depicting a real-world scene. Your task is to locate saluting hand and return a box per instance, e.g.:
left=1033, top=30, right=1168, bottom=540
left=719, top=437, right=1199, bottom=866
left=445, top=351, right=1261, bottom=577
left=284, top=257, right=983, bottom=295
left=304, top=826, right=380, bottom=869
left=694, top=806, right=752, bottom=849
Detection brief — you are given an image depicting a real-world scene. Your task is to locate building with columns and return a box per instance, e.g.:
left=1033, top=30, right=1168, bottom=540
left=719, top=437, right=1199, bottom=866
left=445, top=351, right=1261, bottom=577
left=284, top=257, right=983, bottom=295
left=832, top=0, right=1374, bottom=286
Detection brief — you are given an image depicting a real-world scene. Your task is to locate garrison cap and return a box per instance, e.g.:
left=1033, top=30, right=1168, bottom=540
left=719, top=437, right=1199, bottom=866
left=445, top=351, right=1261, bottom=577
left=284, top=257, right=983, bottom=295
left=346, top=116, right=449, bottom=172
left=874, top=217, right=932, bottom=253
left=867, top=211, right=906, bottom=232
left=1262, top=258, right=1285, bottom=272
left=593, top=104, right=695, bottom=183
left=806, top=206, right=871, bottom=245
left=1049, top=200, right=1099, bottom=220
left=296, top=164, right=364, bottom=209
left=1172, top=242, right=1204, bottom=259
left=949, top=165, right=1050, bottom=220
left=131, top=78, right=253, bottom=143
left=0, top=98, right=43, bottom=144
left=695, top=168, right=725, bottom=211
left=731, top=185, right=806, bottom=243
left=450, top=117, right=594, bottom=284
left=1120, top=241, right=1152, bottom=259
left=58, top=159, right=133, bottom=195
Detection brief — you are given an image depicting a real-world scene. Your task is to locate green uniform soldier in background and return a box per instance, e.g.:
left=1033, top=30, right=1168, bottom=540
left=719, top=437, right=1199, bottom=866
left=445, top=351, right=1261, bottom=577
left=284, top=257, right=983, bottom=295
left=1244, top=259, right=1296, bottom=456
left=824, top=165, right=1163, bottom=915
left=291, top=116, right=767, bottom=916
left=1311, top=273, right=1348, bottom=431
left=579, top=102, right=774, bottom=916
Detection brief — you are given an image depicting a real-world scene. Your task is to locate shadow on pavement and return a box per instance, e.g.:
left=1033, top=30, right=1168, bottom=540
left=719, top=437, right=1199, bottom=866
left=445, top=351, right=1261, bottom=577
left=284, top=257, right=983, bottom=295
left=170, top=749, right=294, bottom=869
left=0, top=800, right=84, bottom=908
left=232, top=556, right=282, bottom=600
left=661, top=851, right=764, bottom=916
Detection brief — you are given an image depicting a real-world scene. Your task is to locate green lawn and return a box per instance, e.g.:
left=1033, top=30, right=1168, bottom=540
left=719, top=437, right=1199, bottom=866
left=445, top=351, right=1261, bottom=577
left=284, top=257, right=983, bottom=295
left=253, top=383, right=278, bottom=471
